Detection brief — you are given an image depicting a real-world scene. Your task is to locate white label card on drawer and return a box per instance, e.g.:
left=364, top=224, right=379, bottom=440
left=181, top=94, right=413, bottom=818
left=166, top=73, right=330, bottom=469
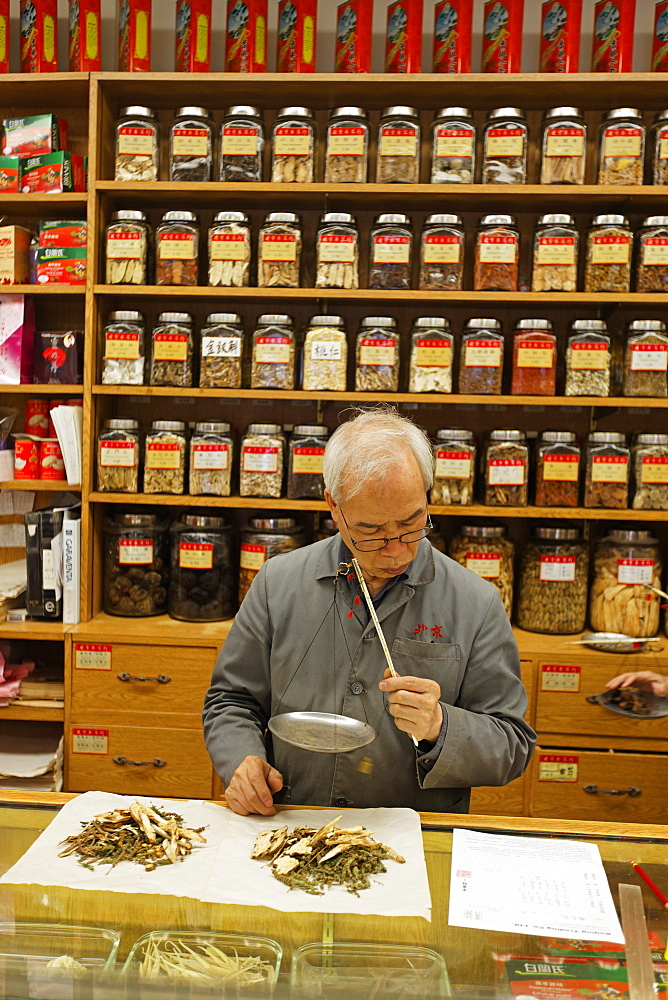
left=71, top=728, right=109, bottom=754
left=74, top=643, right=112, bottom=671
left=540, top=664, right=581, bottom=692
left=538, top=754, right=579, bottom=782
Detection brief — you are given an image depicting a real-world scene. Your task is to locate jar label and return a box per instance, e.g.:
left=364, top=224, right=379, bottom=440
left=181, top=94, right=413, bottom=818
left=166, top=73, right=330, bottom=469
left=193, top=444, right=230, bottom=470
left=172, top=127, right=209, bottom=157
left=310, top=340, right=342, bottom=361
left=222, top=126, right=259, bottom=155
left=617, top=558, right=654, bottom=585
left=158, top=233, right=196, bottom=260
left=153, top=333, right=189, bottom=361
left=538, top=753, right=578, bottom=782
left=318, top=234, right=356, bottom=263
left=465, top=343, right=501, bottom=367
left=210, top=233, right=248, bottom=261
left=603, top=128, right=643, bottom=158
left=261, top=233, right=297, bottom=262
left=293, top=446, right=325, bottom=474
left=642, top=238, right=668, bottom=266
left=641, top=456, right=668, bottom=483
left=540, top=666, right=581, bottom=693
left=243, top=446, right=280, bottom=473
left=416, top=341, right=452, bottom=367
left=255, top=336, right=291, bottom=364
left=274, top=126, right=311, bottom=156
left=435, top=127, right=474, bottom=159
left=536, top=237, right=576, bottom=266
left=202, top=336, right=242, bottom=358
left=373, top=235, right=411, bottom=264
left=117, top=126, right=155, bottom=157
left=545, top=127, right=585, bottom=157
left=328, top=126, right=366, bottom=156
left=630, top=344, right=668, bottom=371
left=107, top=231, right=142, bottom=259
left=105, top=331, right=140, bottom=359
left=360, top=340, right=396, bottom=366
left=543, top=455, right=579, bottom=481
left=379, top=126, right=418, bottom=157
left=486, top=127, right=524, bottom=157
left=423, top=235, right=461, bottom=263
left=179, top=541, right=214, bottom=569
left=465, top=552, right=501, bottom=579
left=516, top=342, right=555, bottom=369
left=660, top=137, right=668, bottom=160
left=100, top=440, right=137, bottom=467
left=539, top=555, right=577, bottom=582
left=436, top=451, right=471, bottom=478
left=478, top=235, right=518, bottom=263
left=591, top=455, right=628, bottom=482
left=74, top=643, right=112, bottom=671
left=71, top=728, right=109, bottom=755
left=240, top=543, right=266, bottom=571
left=591, top=236, right=631, bottom=264
left=146, top=442, right=182, bottom=469
left=119, top=539, right=154, bottom=564
left=569, top=343, right=609, bottom=370
left=488, top=459, right=525, bottom=485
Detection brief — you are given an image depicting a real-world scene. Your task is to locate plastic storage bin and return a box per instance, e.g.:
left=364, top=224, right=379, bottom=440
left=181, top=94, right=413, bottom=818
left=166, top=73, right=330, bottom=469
left=0, top=921, right=120, bottom=972
left=291, top=941, right=449, bottom=998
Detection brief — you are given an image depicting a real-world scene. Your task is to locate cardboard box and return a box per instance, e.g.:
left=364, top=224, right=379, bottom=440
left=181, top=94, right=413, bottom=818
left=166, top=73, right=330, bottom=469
left=118, top=0, right=152, bottom=72
left=39, top=220, right=88, bottom=249
left=591, top=0, right=635, bottom=72
left=482, top=0, right=524, bottom=72
left=0, top=295, right=35, bottom=384
left=36, top=248, right=87, bottom=286
left=652, top=0, right=668, bottom=71
left=20, top=153, right=86, bottom=194
left=225, top=0, right=267, bottom=72
left=0, top=0, right=9, bottom=73
left=2, top=114, right=67, bottom=158
left=69, top=0, right=101, bottom=71
left=544, top=933, right=665, bottom=963
left=175, top=0, right=211, bottom=72
left=386, top=0, right=423, bottom=72
left=277, top=0, right=317, bottom=72
left=433, top=0, right=473, bottom=73
left=0, top=227, right=31, bottom=286
left=35, top=331, right=82, bottom=383
left=20, top=0, right=58, bottom=72
left=0, top=156, right=19, bottom=192
left=540, top=0, right=582, bottom=72
left=335, top=0, right=372, bottom=73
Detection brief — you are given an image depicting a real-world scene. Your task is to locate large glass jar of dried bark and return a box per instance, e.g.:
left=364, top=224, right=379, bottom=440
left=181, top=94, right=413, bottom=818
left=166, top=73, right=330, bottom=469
left=635, top=216, right=668, bottom=293
left=155, top=211, right=199, bottom=287
left=271, top=107, right=316, bottom=183
left=369, top=213, right=413, bottom=290
left=97, top=418, right=140, bottom=493
left=199, top=313, right=244, bottom=389
left=623, top=320, right=668, bottom=397
left=483, top=429, right=529, bottom=507
left=315, top=213, right=359, bottom=289
left=250, top=314, right=296, bottom=390
left=408, top=317, right=453, bottom=393
left=101, top=310, right=146, bottom=386
left=534, top=431, right=581, bottom=507
left=564, top=319, right=611, bottom=397
left=105, top=211, right=150, bottom=285
left=257, top=212, right=302, bottom=288
left=517, top=526, right=589, bottom=634
left=481, top=107, right=528, bottom=184
left=449, top=524, right=514, bottom=618
left=149, top=312, right=194, bottom=388
left=473, top=214, right=519, bottom=291
left=114, top=106, right=160, bottom=181
left=324, top=107, right=370, bottom=184
left=376, top=106, right=421, bottom=183
left=597, top=108, right=645, bottom=186
left=539, top=107, right=587, bottom=185
left=189, top=422, right=233, bottom=497
left=355, top=316, right=400, bottom=392
left=458, top=318, right=504, bottom=394
left=418, top=214, right=464, bottom=291
left=430, top=429, right=475, bottom=505
left=583, top=214, right=632, bottom=293
left=590, top=529, right=662, bottom=637
left=239, top=423, right=285, bottom=499
left=583, top=431, right=630, bottom=509
left=208, top=211, right=251, bottom=287
left=431, top=107, right=475, bottom=184
left=302, top=315, right=348, bottom=392
left=632, top=433, right=668, bottom=510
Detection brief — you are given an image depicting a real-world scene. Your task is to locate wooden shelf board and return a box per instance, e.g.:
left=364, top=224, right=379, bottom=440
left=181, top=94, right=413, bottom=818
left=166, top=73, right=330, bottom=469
left=69, top=612, right=233, bottom=648
left=1, top=704, right=64, bottom=722
left=0, top=481, right=81, bottom=492
left=89, top=493, right=326, bottom=509
left=4, top=286, right=85, bottom=296
left=0, top=73, right=89, bottom=105
left=0, top=385, right=83, bottom=395
left=0, top=194, right=87, bottom=215
left=0, top=621, right=67, bottom=640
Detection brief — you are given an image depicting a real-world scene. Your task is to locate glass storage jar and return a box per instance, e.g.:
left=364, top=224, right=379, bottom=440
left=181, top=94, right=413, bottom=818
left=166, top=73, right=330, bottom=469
left=531, top=214, right=578, bottom=292
left=149, top=311, right=194, bottom=388
left=449, top=524, right=514, bottom=618
left=458, top=318, right=504, bottom=394
left=584, top=431, right=630, bottom=508
left=189, top=421, right=233, bottom=497
left=376, top=106, right=421, bottom=184
left=199, top=313, right=244, bottom=389
left=239, top=423, right=285, bottom=498
left=534, top=431, right=581, bottom=507
left=408, top=317, right=453, bottom=393
left=651, top=108, right=668, bottom=185
left=623, top=319, right=668, bottom=397
left=473, top=214, right=519, bottom=291
left=169, top=106, right=213, bottom=182
left=114, top=105, right=160, bottom=181
left=258, top=212, right=302, bottom=288
left=484, top=429, right=529, bottom=506
left=271, top=107, right=316, bottom=182
left=369, top=213, right=413, bottom=290
left=239, top=517, right=306, bottom=603
left=511, top=319, right=557, bottom=396
left=97, top=418, right=140, bottom=493
left=155, top=211, right=199, bottom=286
left=598, top=107, right=646, bottom=186
left=302, top=315, right=348, bottom=392
left=324, top=107, right=370, bottom=184
left=565, top=319, right=611, bottom=397
left=419, top=214, right=464, bottom=290
left=632, top=432, right=668, bottom=510
left=143, top=419, right=187, bottom=495
left=431, top=107, right=475, bottom=184
left=315, top=213, right=359, bottom=289
left=516, top=526, right=589, bottom=634
left=105, top=211, right=150, bottom=285
left=635, top=216, right=668, bottom=292
left=208, top=211, right=251, bottom=287
left=590, top=529, right=662, bottom=637
left=169, top=513, right=235, bottom=621
left=584, top=214, right=632, bottom=293
left=355, top=316, right=400, bottom=392
left=251, top=313, right=296, bottom=390
left=481, top=107, right=528, bottom=185
left=101, top=310, right=146, bottom=385
left=540, top=107, right=587, bottom=185
left=220, top=105, right=264, bottom=182
left=430, top=429, right=475, bottom=505
left=287, top=424, right=329, bottom=500
left=103, top=512, right=169, bottom=617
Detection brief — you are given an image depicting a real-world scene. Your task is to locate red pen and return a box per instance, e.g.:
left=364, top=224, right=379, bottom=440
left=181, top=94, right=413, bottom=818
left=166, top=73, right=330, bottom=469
left=631, top=861, right=668, bottom=910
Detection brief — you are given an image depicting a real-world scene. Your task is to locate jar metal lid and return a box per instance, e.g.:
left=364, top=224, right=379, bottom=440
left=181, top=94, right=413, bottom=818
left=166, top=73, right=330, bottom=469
left=105, top=418, right=139, bottom=430
left=381, top=106, right=419, bottom=118
left=627, top=319, right=667, bottom=333
left=413, top=317, right=451, bottom=330
left=543, top=106, right=583, bottom=119
left=571, top=319, right=608, bottom=332
left=111, top=210, right=147, bottom=222
left=225, top=105, right=262, bottom=117
left=607, top=529, right=657, bottom=544
left=160, top=211, right=198, bottom=223
left=487, top=107, right=525, bottom=120
left=435, top=106, right=472, bottom=119
left=436, top=428, right=473, bottom=440
left=212, top=211, right=249, bottom=224
left=264, top=212, right=300, bottom=224
left=112, top=512, right=162, bottom=527
left=309, top=315, right=345, bottom=327
left=256, top=314, right=294, bottom=326
left=108, top=310, right=144, bottom=322
left=537, top=214, right=575, bottom=226
left=465, top=317, right=502, bottom=330
left=204, top=313, right=242, bottom=325
left=635, top=433, right=668, bottom=445
left=534, top=526, right=581, bottom=541
left=541, top=431, right=577, bottom=443
left=119, top=106, right=155, bottom=118
left=425, top=214, right=463, bottom=226
left=591, top=214, right=629, bottom=226
left=246, top=423, right=283, bottom=434
left=602, top=108, right=643, bottom=122
left=641, top=216, right=668, bottom=227
left=152, top=420, right=186, bottom=431
left=276, top=106, right=313, bottom=118
left=249, top=517, right=297, bottom=530
left=174, top=107, right=211, bottom=119
left=489, top=429, right=526, bottom=441
left=588, top=431, right=626, bottom=443
left=515, top=319, right=554, bottom=331
left=292, top=424, right=329, bottom=437
left=194, top=421, right=232, bottom=433
left=479, top=214, right=516, bottom=226
left=156, top=312, right=193, bottom=324
left=374, top=213, right=411, bottom=225
left=360, top=316, right=397, bottom=328
left=654, top=108, right=668, bottom=123
left=182, top=513, right=228, bottom=529
left=330, top=106, right=367, bottom=119
left=319, top=212, right=355, bottom=224
left=461, top=524, right=506, bottom=538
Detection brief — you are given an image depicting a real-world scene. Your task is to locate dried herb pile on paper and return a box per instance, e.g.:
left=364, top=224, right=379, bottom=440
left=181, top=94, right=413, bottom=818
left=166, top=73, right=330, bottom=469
left=251, top=816, right=405, bottom=896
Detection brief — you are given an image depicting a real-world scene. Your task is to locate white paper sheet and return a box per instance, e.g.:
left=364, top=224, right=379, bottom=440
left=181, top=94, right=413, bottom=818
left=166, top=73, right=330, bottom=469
left=0, top=721, right=61, bottom=777
left=449, top=829, right=624, bottom=942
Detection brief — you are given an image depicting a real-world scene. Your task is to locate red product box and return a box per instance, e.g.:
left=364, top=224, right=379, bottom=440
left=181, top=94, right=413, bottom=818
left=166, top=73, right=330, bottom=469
left=386, top=0, right=424, bottom=73
left=277, top=0, right=317, bottom=73
left=225, top=0, right=267, bottom=72
left=433, top=1, right=473, bottom=73
left=652, top=1, right=668, bottom=71
left=20, top=153, right=86, bottom=194
left=0, top=157, right=19, bottom=192
left=175, top=0, right=211, bottom=72
left=591, top=0, right=635, bottom=72
left=25, top=399, right=49, bottom=438
left=14, top=438, right=39, bottom=479
left=540, top=0, right=582, bottom=72
left=0, top=1, right=9, bottom=73
left=39, top=440, right=65, bottom=480
left=482, top=0, right=524, bottom=72
left=2, top=115, right=68, bottom=158
left=69, top=0, right=101, bottom=71
left=118, top=0, right=152, bottom=72
left=39, top=220, right=88, bottom=249
left=335, top=0, right=373, bottom=73
left=20, top=0, right=58, bottom=73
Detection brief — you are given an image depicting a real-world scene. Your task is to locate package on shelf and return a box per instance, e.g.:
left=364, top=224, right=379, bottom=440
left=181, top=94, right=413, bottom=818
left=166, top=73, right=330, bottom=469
left=225, top=0, right=267, bottom=72
left=118, top=0, right=152, bottom=72
left=19, top=0, right=58, bottom=73
left=591, top=0, right=635, bottom=72
left=20, top=152, right=86, bottom=195
left=652, top=1, right=668, bottom=71
left=0, top=156, right=19, bottom=192
left=482, top=0, right=524, bottom=73
left=33, top=331, right=83, bottom=384
left=36, top=247, right=87, bottom=286
left=175, top=0, right=212, bottom=72
left=0, top=227, right=31, bottom=286
left=0, top=1, right=8, bottom=74
left=540, top=0, right=582, bottom=73
left=277, top=0, right=317, bottom=73
left=1, top=114, right=67, bottom=158
left=335, top=0, right=372, bottom=74
left=0, top=295, right=34, bottom=384
left=543, top=932, right=665, bottom=962
left=433, top=0, right=473, bottom=73
left=69, top=0, right=101, bottom=71
left=385, top=0, right=422, bottom=73
left=39, top=220, right=87, bottom=249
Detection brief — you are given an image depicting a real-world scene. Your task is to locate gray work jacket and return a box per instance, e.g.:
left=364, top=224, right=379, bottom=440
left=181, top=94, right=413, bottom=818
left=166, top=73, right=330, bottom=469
left=203, top=536, right=536, bottom=812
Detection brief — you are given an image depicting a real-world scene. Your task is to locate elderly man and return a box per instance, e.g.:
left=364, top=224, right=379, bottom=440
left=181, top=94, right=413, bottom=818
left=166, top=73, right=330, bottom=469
left=203, top=408, right=536, bottom=815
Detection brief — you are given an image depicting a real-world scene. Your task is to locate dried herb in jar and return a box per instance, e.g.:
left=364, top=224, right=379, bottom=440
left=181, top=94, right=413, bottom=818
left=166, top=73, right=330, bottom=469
left=584, top=432, right=629, bottom=509
left=511, top=320, right=557, bottom=396
left=632, top=433, right=668, bottom=510
left=220, top=105, right=264, bottom=182
left=143, top=421, right=187, bottom=495
left=481, top=108, right=528, bottom=185
left=431, top=107, right=475, bottom=184
left=651, top=109, right=668, bottom=185
left=408, top=317, right=453, bottom=393
left=199, top=313, right=244, bottom=389
left=369, top=214, right=413, bottom=290
left=449, top=525, right=514, bottom=618
left=250, top=314, right=295, bottom=390
left=376, top=106, right=420, bottom=183
left=430, top=429, right=475, bottom=505
left=583, top=215, right=632, bottom=293
left=315, top=213, right=359, bottom=289
left=302, top=316, right=348, bottom=392
left=155, top=211, right=199, bottom=287
left=473, top=215, right=519, bottom=292
left=355, top=317, right=399, bottom=392
left=484, top=431, right=529, bottom=506
left=535, top=432, right=581, bottom=507
left=258, top=213, right=302, bottom=288
left=565, top=321, right=611, bottom=397
left=531, top=214, right=578, bottom=292
left=539, top=107, right=587, bottom=185
left=101, top=310, right=146, bottom=386
left=150, top=312, right=194, bottom=388
left=590, top=529, right=662, bottom=637
left=169, top=515, right=235, bottom=622
left=169, top=107, right=213, bottom=182
left=598, top=108, right=646, bottom=186
left=325, top=107, right=369, bottom=184
left=271, top=107, right=315, bottom=183
left=103, top=514, right=169, bottom=617
left=208, top=212, right=251, bottom=287
left=239, top=517, right=304, bottom=603
left=635, top=216, right=668, bottom=293
left=114, top=106, right=160, bottom=182
left=623, top=321, right=668, bottom=397
left=287, top=425, right=329, bottom=500
left=97, top=419, right=140, bottom=493
left=419, top=214, right=464, bottom=291
left=458, top=319, right=504, bottom=394
left=189, top=422, right=233, bottom=497
left=516, top=528, right=589, bottom=635
left=105, top=211, right=149, bottom=285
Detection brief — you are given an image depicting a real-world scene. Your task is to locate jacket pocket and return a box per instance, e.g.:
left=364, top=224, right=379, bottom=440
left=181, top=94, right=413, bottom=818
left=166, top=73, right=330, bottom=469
left=388, top=636, right=461, bottom=704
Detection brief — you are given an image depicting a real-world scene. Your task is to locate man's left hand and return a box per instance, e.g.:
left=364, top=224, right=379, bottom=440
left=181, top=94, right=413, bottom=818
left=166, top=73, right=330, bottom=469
left=379, top=668, right=443, bottom=743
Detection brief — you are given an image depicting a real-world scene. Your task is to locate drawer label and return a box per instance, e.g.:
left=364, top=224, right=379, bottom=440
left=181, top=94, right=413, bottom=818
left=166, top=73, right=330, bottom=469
left=538, top=753, right=579, bottom=782
left=541, top=664, right=581, bottom=691
left=71, top=727, right=109, bottom=754
left=74, top=643, right=112, bottom=671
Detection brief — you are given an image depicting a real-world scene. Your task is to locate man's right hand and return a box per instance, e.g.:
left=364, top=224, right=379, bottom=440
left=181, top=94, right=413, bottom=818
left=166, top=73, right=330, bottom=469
left=605, top=671, right=668, bottom=699
left=224, top=755, right=284, bottom=816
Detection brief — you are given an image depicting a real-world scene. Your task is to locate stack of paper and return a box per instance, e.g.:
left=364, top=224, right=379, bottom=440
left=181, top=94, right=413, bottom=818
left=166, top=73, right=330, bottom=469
left=0, top=558, right=26, bottom=620
left=0, top=721, right=63, bottom=791
left=50, top=405, right=82, bottom=485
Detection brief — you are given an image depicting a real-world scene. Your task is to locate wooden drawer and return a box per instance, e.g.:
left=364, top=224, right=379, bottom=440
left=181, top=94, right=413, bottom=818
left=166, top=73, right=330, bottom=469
left=66, top=723, right=212, bottom=798
left=529, top=748, right=668, bottom=824
left=470, top=773, right=526, bottom=816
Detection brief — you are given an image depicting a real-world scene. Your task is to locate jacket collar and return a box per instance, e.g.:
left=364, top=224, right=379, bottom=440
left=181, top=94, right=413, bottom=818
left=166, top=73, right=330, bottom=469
left=315, top=533, right=436, bottom=588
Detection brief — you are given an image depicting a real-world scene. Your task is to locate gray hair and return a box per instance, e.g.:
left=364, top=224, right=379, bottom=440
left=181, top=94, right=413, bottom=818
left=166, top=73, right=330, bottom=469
left=323, top=406, right=434, bottom=503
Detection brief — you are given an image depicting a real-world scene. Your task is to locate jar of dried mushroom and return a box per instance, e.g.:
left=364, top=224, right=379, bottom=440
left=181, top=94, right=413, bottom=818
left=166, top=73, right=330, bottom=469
left=155, top=211, right=199, bottom=287
left=169, top=514, right=235, bottom=621
left=105, top=211, right=150, bottom=285
left=103, top=512, right=169, bottom=617
left=143, top=419, right=187, bottom=495
left=240, top=423, right=285, bottom=498
left=651, top=109, right=668, bottom=185
left=511, top=319, right=557, bottom=396
left=287, top=425, right=329, bottom=500
left=189, top=421, right=233, bottom=497
left=324, top=107, right=370, bottom=184
left=431, top=107, right=475, bottom=184
left=419, top=214, right=464, bottom=291
left=302, top=315, right=348, bottom=392
left=208, top=211, right=251, bottom=287
left=271, top=107, right=315, bottom=183
left=376, top=106, right=421, bottom=184
left=449, top=524, right=514, bottom=618
left=355, top=316, right=400, bottom=392
left=473, top=214, right=519, bottom=292
left=408, top=317, right=453, bottom=393
left=540, top=107, right=587, bottom=185
left=584, top=214, right=632, bottom=293
left=590, top=529, right=662, bottom=637
left=584, top=431, right=630, bottom=509
left=635, top=216, right=668, bottom=293
left=369, top=213, right=413, bottom=290
left=114, top=106, right=160, bottom=182
left=458, top=318, right=505, bottom=395
left=101, top=310, right=146, bottom=385
left=534, top=431, right=581, bottom=507
left=239, top=517, right=305, bottom=603
left=97, top=418, right=140, bottom=493
left=484, top=430, right=529, bottom=507
left=632, top=433, right=668, bottom=510
left=481, top=108, right=528, bottom=185
left=220, top=105, right=264, bottom=182
left=565, top=319, right=611, bottom=397
left=251, top=313, right=295, bottom=390
left=598, top=108, right=646, bottom=186
left=531, top=214, right=578, bottom=292
left=258, top=212, right=302, bottom=288
left=169, top=106, right=213, bottom=182
left=623, top=320, right=668, bottom=397
left=149, top=312, right=194, bottom=388
left=199, top=313, right=244, bottom=389
left=315, top=213, right=359, bottom=289
left=517, top=526, right=589, bottom=634
left=430, top=429, right=475, bottom=505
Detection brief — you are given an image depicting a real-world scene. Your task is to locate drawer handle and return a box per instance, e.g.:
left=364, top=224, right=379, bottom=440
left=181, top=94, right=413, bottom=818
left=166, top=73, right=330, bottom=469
left=117, top=672, right=171, bottom=684
left=583, top=784, right=642, bottom=797
left=113, top=756, right=167, bottom=768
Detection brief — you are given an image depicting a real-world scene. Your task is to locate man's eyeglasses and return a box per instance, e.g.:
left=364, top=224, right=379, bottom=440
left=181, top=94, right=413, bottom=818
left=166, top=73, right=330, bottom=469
left=339, top=507, right=433, bottom=553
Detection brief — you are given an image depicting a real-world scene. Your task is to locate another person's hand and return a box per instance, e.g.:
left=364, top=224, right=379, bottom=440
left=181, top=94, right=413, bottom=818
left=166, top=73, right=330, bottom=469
left=224, top=755, right=284, bottom=816
left=379, top=667, right=443, bottom=743
left=605, top=671, right=668, bottom=699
